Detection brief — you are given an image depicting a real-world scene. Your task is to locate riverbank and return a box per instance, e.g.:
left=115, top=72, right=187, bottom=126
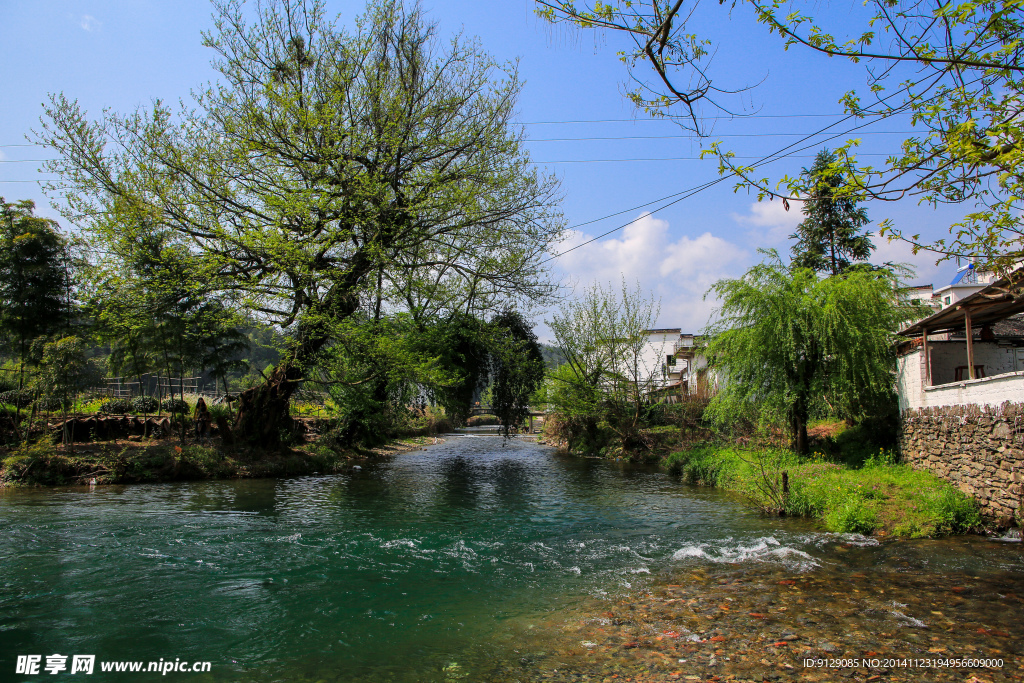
left=662, top=444, right=985, bottom=538
left=541, top=416, right=991, bottom=538
left=0, top=434, right=442, bottom=488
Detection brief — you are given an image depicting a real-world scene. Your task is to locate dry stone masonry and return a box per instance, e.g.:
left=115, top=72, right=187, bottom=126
left=900, top=401, right=1024, bottom=525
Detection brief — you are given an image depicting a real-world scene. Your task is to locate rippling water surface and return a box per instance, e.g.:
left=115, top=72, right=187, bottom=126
left=1, top=436, right=1021, bottom=681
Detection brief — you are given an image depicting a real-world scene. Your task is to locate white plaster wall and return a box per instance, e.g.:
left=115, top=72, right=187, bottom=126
left=920, top=371, right=1024, bottom=408
left=898, top=345, right=1023, bottom=410
left=896, top=351, right=924, bottom=412
left=638, top=332, right=674, bottom=389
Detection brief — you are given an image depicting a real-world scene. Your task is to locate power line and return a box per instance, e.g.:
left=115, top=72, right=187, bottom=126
left=0, top=151, right=897, bottom=167
left=0, top=129, right=924, bottom=150
left=540, top=114, right=894, bottom=264
left=514, top=113, right=857, bottom=124
left=535, top=154, right=891, bottom=163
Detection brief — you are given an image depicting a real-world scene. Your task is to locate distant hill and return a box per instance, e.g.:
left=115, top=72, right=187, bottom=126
left=540, top=344, right=566, bottom=370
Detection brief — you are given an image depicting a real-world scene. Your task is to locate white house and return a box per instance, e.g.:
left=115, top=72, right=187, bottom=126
left=896, top=267, right=1024, bottom=411
left=639, top=329, right=710, bottom=402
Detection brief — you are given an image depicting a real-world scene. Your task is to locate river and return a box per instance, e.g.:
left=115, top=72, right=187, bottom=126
left=1, top=434, right=1021, bottom=681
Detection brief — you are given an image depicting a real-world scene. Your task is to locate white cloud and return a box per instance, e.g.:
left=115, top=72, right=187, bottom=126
left=869, top=232, right=950, bottom=286
left=80, top=15, right=101, bottom=32
left=551, top=212, right=748, bottom=334
left=731, top=199, right=803, bottom=245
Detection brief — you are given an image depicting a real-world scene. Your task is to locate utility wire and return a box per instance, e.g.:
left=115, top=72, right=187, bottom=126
left=528, top=131, right=917, bottom=142
left=535, top=154, right=892, bottom=163
left=0, top=130, right=923, bottom=150
left=539, top=114, right=895, bottom=264
left=513, top=113, right=860, bottom=124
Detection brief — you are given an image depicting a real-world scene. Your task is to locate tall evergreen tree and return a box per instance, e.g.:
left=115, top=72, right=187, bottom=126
left=0, top=199, right=73, bottom=389
left=789, top=151, right=874, bottom=276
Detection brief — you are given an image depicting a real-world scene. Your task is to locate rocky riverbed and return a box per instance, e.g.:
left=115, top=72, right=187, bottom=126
left=478, top=541, right=1023, bottom=683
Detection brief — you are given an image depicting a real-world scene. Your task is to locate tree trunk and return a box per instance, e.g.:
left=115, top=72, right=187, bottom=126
left=794, top=418, right=808, bottom=455
left=790, top=401, right=810, bottom=455
left=232, top=362, right=301, bottom=447
left=231, top=257, right=373, bottom=448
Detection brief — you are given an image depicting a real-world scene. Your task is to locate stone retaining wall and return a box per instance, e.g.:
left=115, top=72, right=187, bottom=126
left=900, top=401, right=1024, bottom=525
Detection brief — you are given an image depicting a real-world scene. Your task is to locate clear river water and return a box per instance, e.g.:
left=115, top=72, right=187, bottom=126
left=2, top=434, right=1022, bottom=682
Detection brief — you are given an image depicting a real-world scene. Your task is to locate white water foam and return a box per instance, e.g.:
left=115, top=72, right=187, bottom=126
left=809, top=532, right=880, bottom=548
left=889, top=600, right=927, bottom=628
left=671, top=536, right=820, bottom=572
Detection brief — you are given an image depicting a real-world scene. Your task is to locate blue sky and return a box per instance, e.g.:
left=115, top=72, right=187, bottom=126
left=0, top=0, right=967, bottom=334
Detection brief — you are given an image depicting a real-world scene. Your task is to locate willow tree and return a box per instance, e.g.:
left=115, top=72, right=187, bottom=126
left=37, top=0, right=563, bottom=444
left=704, top=251, right=919, bottom=454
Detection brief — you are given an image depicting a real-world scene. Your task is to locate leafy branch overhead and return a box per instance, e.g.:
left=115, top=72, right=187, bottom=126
left=537, top=0, right=1024, bottom=281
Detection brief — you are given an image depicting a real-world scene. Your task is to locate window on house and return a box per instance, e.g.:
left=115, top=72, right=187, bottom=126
left=667, top=355, right=676, bottom=367
left=944, top=296, right=951, bottom=306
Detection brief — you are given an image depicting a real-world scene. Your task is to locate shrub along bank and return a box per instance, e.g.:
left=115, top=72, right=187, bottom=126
left=663, top=444, right=982, bottom=538
left=0, top=435, right=439, bottom=488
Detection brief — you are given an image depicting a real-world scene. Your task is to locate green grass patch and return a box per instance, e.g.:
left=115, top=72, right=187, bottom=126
left=663, top=445, right=982, bottom=538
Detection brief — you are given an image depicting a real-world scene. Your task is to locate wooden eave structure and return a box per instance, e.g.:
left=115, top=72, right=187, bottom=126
left=899, top=269, right=1024, bottom=337
left=898, top=267, right=1024, bottom=383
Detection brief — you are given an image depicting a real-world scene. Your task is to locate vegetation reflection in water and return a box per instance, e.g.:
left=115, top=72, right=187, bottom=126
left=1, top=437, right=1021, bottom=682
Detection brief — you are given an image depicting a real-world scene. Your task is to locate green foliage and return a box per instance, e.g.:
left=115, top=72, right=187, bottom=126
left=790, top=150, right=873, bottom=276
left=34, top=337, right=103, bottom=423
left=318, top=313, right=453, bottom=446
left=538, top=0, right=1024, bottom=281
left=486, top=310, right=545, bottom=436
left=162, top=398, right=190, bottom=414
left=317, top=306, right=543, bottom=446
left=39, top=0, right=564, bottom=443
left=1, top=439, right=62, bottom=485
left=824, top=499, right=879, bottom=535
left=664, top=443, right=982, bottom=537
left=704, top=251, right=922, bottom=452
left=130, top=396, right=159, bottom=413
left=36, top=396, right=71, bottom=412
left=664, top=444, right=736, bottom=486
left=0, top=390, right=35, bottom=409
left=421, top=315, right=491, bottom=427
left=0, top=198, right=73, bottom=384
left=546, top=280, right=663, bottom=455
left=99, top=399, right=131, bottom=415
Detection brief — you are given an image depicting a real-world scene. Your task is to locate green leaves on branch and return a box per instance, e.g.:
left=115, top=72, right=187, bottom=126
left=318, top=309, right=544, bottom=446
left=789, top=150, right=874, bottom=277
left=0, top=198, right=74, bottom=388
left=546, top=280, right=662, bottom=455
left=537, top=0, right=1024, bottom=283
left=37, top=0, right=564, bottom=439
